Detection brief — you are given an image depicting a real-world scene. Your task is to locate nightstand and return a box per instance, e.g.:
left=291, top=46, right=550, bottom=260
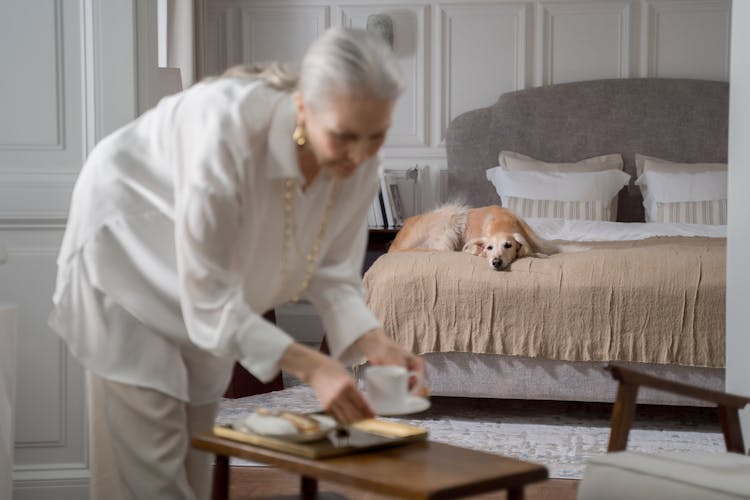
left=364, top=227, right=399, bottom=273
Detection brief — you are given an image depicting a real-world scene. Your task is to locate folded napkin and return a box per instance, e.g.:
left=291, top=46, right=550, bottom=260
left=239, top=409, right=337, bottom=442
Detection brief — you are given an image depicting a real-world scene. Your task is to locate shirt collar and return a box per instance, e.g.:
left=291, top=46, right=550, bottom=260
left=266, top=93, right=303, bottom=181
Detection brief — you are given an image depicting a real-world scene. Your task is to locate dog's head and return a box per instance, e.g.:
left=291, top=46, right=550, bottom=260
left=462, top=232, right=529, bottom=271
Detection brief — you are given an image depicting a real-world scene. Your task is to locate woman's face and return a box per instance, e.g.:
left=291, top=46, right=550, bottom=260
left=296, top=91, right=395, bottom=178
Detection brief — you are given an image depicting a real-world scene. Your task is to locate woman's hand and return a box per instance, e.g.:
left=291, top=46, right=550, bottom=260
left=278, top=343, right=374, bottom=424
left=355, top=328, right=427, bottom=395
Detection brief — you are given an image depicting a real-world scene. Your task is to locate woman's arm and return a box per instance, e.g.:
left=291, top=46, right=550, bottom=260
left=304, top=163, right=426, bottom=380
left=279, top=342, right=374, bottom=423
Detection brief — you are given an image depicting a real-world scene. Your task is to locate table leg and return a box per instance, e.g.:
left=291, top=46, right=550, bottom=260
left=213, top=454, right=230, bottom=500
left=301, top=475, right=318, bottom=499
left=507, top=487, right=524, bottom=500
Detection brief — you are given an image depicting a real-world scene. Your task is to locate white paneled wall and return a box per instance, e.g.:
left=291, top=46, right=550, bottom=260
left=538, top=1, right=633, bottom=84
left=0, top=1, right=89, bottom=498
left=200, top=0, right=731, bottom=202
left=438, top=3, right=531, bottom=139
left=642, top=0, right=731, bottom=79
left=1, top=1, right=180, bottom=498
left=0, top=0, right=733, bottom=497
left=343, top=5, right=430, bottom=147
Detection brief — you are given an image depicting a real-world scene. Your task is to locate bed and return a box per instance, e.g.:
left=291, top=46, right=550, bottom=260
left=364, top=78, right=729, bottom=406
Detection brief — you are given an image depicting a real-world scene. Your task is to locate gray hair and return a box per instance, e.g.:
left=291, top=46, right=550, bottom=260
left=220, top=62, right=299, bottom=90
left=220, top=27, right=403, bottom=108
left=298, top=26, right=404, bottom=110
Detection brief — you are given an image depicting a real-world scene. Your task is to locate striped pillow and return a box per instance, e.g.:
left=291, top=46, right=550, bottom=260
left=505, top=196, right=616, bottom=221
left=656, top=200, right=727, bottom=225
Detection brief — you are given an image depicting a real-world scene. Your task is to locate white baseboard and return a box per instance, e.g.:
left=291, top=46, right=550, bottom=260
left=14, top=474, right=89, bottom=500
left=13, top=464, right=89, bottom=500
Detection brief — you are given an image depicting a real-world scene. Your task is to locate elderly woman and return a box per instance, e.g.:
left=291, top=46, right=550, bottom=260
left=49, top=26, right=424, bottom=499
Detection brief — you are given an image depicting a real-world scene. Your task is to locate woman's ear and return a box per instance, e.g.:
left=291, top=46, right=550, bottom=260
left=462, top=237, right=486, bottom=256
left=293, top=91, right=306, bottom=122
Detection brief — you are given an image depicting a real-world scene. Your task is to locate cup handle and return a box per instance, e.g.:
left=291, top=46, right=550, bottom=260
left=408, top=370, right=426, bottom=396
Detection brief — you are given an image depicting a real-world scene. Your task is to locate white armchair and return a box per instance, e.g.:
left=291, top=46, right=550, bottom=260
left=578, top=364, right=750, bottom=500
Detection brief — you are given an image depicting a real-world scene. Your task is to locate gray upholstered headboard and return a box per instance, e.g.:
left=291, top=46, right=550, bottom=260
left=445, top=78, right=729, bottom=222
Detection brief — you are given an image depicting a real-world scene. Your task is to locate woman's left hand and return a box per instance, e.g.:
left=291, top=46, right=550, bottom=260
left=355, top=328, right=428, bottom=395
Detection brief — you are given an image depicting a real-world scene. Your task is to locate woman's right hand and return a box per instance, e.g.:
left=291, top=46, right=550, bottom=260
left=278, top=343, right=374, bottom=424
left=307, top=355, right=374, bottom=423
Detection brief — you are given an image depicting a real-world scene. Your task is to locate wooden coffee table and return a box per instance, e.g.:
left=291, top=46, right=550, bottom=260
left=193, top=433, right=548, bottom=499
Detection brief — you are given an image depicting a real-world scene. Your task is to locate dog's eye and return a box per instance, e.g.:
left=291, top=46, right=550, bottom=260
left=486, top=245, right=493, bottom=250
left=503, top=242, right=513, bottom=249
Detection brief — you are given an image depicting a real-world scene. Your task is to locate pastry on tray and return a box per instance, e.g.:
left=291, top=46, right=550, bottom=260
left=235, top=408, right=338, bottom=443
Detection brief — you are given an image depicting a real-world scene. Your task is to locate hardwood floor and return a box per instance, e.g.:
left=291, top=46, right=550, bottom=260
left=227, top=466, right=579, bottom=499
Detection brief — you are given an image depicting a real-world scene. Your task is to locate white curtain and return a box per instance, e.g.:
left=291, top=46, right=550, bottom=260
left=163, top=0, right=195, bottom=89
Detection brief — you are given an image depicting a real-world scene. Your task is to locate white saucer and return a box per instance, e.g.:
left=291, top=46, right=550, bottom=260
left=366, top=395, right=431, bottom=416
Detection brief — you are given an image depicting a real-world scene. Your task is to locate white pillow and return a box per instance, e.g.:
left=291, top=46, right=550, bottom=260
left=499, top=151, right=624, bottom=172
left=636, top=169, right=728, bottom=223
left=637, top=170, right=727, bottom=203
left=486, top=167, right=631, bottom=221
left=635, top=153, right=726, bottom=177
left=634, top=154, right=728, bottom=222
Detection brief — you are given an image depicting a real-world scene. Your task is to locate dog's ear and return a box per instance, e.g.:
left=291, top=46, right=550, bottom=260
left=513, top=232, right=531, bottom=258
left=462, top=237, right=486, bottom=256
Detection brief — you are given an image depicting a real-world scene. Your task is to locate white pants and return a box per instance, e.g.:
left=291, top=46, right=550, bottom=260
left=87, top=372, right=219, bottom=500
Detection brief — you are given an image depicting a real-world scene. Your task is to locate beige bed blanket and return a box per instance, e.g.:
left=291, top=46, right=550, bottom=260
left=364, top=237, right=725, bottom=368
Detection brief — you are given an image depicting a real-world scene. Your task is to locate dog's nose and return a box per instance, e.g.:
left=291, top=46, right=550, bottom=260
left=492, top=258, right=503, bottom=269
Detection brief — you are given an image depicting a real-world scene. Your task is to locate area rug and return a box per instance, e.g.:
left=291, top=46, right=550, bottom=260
left=217, top=385, right=725, bottom=479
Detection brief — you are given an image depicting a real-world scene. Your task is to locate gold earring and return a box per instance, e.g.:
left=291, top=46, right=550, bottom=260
left=292, top=124, right=307, bottom=147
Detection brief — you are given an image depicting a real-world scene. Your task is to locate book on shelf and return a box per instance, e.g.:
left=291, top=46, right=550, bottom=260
left=377, top=190, right=388, bottom=228
left=378, top=172, right=395, bottom=227
left=379, top=166, right=423, bottom=227
left=367, top=189, right=391, bottom=228
left=367, top=202, right=377, bottom=228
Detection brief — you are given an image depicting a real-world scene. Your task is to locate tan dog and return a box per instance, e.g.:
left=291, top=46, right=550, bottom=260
left=388, top=203, right=558, bottom=270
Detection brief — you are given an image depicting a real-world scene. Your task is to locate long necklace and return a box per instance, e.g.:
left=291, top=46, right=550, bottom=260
left=281, top=177, right=340, bottom=302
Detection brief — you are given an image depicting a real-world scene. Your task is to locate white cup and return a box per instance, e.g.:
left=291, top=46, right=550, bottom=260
left=364, top=365, right=424, bottom=414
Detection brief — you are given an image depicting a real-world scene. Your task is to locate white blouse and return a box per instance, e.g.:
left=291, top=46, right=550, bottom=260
left=49, top=79, right=383, bottom=404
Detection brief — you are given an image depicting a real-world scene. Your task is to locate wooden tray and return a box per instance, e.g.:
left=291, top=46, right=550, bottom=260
left=213, top=418, right=428, bottom=459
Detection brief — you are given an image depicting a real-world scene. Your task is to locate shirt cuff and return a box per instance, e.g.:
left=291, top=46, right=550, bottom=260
left=236, top=314, right=295, bottom=383
left=318, top=295, right=382, bottom=365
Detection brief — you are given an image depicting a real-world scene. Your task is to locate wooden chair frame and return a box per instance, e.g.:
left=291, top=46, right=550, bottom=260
left=605, top=363, right=750, bottom=454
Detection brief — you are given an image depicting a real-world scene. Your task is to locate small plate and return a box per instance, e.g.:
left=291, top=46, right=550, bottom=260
left=365, top=395, right=431, bottom=416
left=235, top=413, right=337, bottom=443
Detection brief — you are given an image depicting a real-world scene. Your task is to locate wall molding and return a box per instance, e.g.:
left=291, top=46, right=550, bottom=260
left=0, top=0, right=66, bottom=151
left=15, top=338, right=68, bottom=449
left=0, top=172, right=77, bottom=221
left=539, top=1, right=632, bottom=85
left=641, top=0, right=731, bottom=79
left=339, top=4, right=429, bottom=146
left=13, top=468, right=88, bottom=500
left=240, top=5, right=330, bottom=62
left=438, top=3, right=529, bottom=143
